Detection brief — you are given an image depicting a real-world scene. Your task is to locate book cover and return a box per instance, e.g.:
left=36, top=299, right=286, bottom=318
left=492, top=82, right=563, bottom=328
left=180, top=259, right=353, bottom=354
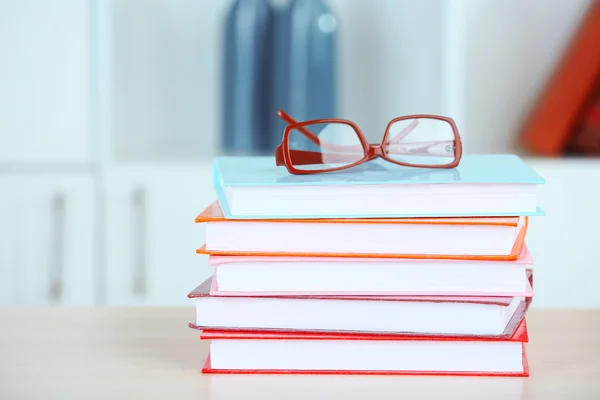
left=214, top=154, right=544, bottom=187
left=207, top=244, right=534, bottom=265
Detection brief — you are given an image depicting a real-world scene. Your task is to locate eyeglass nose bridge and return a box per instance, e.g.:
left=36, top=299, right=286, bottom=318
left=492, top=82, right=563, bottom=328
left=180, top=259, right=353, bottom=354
left=366, top=144, right=384, bottom=160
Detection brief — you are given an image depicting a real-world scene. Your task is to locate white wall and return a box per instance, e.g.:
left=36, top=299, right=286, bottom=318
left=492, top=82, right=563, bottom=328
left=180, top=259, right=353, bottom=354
left=2, top=0, right=591, bottom=160
left=94, top=0, right=225, bottom=163
left=2, top=0, right=597, bottom=307
left=330, top=0, right=592, bottom=150
left=0, top=0, right=92, bottom=164
left=327, top=0, right=445, bottom=140
left=454, top=0, right=593, bottom=153
left=95, top=0, right=593, bottom=159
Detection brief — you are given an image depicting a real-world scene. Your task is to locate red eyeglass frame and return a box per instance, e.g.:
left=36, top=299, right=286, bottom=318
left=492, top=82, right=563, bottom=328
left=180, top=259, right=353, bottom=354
left=274, top=110, right=463, bottom=174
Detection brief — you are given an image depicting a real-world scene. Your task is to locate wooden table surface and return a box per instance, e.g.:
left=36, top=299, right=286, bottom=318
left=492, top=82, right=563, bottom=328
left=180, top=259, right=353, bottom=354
left=1, top=308, right=599, bottom=399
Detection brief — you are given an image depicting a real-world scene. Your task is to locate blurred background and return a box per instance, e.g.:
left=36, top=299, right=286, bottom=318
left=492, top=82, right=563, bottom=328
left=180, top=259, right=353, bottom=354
left=1, top=0, right=599, bottom=308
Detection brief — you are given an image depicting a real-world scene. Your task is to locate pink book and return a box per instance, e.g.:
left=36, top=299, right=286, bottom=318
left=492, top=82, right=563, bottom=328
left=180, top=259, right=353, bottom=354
left=208, top=246, right=534, bottom=297
left=188, top=276, right=533, bottom=339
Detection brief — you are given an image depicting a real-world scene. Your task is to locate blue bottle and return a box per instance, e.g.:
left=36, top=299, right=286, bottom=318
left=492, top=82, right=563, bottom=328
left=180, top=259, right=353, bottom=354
left=268, top=0, right=338, bottom=151
left=222, top=0, right=274, bottom=154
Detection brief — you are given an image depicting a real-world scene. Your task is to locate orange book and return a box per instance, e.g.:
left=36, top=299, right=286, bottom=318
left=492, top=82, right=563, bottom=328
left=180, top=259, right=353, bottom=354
left=520, top=1, right=600, bottom=155
left=195, top=201, right=528, bottom=260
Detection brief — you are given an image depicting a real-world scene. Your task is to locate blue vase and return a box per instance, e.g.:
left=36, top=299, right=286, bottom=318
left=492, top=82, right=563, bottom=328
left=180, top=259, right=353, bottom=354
left=222, top=0, right=274, bottom=154
left=268, top=0, right=338, bottom=151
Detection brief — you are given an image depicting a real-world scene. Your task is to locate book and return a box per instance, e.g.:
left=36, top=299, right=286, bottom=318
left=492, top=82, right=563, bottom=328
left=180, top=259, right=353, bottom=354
left=199, top=320, right=529, bottom=376
left=188, top=277, right=531, bottom=337
left=519, top=1, right=600, bottom=155
left=567, top=78, right=600, bottom=154
left=212, top=155, right=544, bottom=219
left=208, top=246, right=533, bottom=297
left=196, top=202, right=528, bottom=260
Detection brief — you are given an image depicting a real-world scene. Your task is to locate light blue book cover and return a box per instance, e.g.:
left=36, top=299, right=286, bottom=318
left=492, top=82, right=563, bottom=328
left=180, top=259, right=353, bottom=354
left=212, top=154, right=545, bottom=219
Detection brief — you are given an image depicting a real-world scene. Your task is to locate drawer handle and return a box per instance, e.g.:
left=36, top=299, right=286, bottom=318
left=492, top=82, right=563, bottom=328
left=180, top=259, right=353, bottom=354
left=132, top=187, right=146, bottom=296
left=48, top=192, right=66, bottom=302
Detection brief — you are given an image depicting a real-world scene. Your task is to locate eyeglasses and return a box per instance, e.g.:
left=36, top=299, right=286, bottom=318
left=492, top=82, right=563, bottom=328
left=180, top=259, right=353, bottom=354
left=275, top=110, right=463, bottom=174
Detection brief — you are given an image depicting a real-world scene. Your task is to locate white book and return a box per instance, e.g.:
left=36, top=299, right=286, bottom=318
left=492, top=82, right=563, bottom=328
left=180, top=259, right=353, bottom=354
left=210, top=250, right=533, bottom=296
left=189, top=278, right=529, bottom=336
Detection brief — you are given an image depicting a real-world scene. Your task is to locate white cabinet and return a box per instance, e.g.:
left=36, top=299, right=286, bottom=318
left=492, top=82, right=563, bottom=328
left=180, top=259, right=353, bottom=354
left=524, top=159, right=600, bottom=308
left=104, top=164, right=215, bottom=305
left=0, top=0, right=91, bottom=163
left=0, top=173, right=96, bottom=306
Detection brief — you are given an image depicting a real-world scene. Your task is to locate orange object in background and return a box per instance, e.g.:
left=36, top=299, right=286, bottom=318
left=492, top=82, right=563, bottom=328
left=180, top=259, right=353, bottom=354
left=567, top=78, right=600, bottom=154
left=520, top=1, right=600, bottom=156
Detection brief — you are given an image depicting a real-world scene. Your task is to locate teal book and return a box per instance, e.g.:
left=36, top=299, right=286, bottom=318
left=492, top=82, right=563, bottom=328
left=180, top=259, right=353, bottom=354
left=211, top=154, right=545, bottom=219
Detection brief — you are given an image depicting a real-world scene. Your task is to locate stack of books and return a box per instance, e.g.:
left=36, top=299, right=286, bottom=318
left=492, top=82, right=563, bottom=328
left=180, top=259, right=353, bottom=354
left=189, top=154, right=544, bottom=376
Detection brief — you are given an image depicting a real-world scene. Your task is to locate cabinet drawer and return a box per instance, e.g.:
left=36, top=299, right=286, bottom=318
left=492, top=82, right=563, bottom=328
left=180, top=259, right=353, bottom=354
left=104, top=164, right=214, bottom=305
left=0, top=173, right=96, bottom=305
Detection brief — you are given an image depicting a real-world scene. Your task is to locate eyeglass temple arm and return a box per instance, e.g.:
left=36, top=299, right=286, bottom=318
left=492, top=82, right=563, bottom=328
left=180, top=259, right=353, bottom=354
left=387, top=119, right=419, bottom=145
left=277, top=110, right=322, bottom=145
left=275, top=110, right=323, bottom=166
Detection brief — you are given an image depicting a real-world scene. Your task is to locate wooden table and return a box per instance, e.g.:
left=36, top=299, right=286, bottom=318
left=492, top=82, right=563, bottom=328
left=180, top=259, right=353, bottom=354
left=1, top=308, right=599, bottom=399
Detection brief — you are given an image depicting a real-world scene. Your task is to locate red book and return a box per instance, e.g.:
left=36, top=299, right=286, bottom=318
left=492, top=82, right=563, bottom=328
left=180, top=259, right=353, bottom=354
left=199, top=320, right=529, bottom=377
left=519, top=1, right=600, bottom=155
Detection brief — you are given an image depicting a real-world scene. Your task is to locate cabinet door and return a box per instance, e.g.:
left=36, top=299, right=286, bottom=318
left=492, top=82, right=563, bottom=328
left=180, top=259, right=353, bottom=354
left=525, top=160, right=600, bottom=308
left=0, top=174, right=95, bottom=305
left=104, top=165, right=214, bottom=305
left=0, top=0, right=91, bottom=163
